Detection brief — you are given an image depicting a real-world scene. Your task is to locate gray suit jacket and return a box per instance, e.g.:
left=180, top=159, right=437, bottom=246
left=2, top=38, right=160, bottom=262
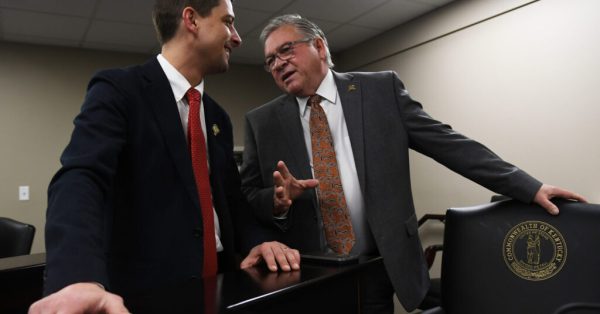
left=241, top=70, right=542, bottom=310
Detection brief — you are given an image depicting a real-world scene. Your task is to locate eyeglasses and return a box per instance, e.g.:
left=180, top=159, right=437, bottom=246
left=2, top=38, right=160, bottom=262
left=264, top=38, right=313, bottom=72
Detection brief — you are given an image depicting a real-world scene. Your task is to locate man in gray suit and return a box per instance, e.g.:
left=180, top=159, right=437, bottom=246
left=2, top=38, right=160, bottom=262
left=240, top=14, right=585, bottom=313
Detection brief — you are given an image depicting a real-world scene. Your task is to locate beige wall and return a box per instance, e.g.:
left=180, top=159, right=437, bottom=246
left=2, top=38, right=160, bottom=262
left=336, top=0, right=600, bottom=312
left=0, top=41, right=279, bottom=254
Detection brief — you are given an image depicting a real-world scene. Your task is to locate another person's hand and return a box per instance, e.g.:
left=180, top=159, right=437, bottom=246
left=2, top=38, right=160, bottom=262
left=29, top=282, right=130, bottom=314
left=240, top=241, right=301, bottom=272
left=273, top=160, right=318, bottom=215
left=533, top=183, right=587, bottom=215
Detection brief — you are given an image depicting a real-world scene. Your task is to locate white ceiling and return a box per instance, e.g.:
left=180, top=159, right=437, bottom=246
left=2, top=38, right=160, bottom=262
left=0, top=0, right=453, bottom=64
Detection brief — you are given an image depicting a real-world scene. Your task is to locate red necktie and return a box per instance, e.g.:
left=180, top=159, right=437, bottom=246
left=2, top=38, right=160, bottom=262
left=309, top=95, right=356, bottom=254
left=186, top=88, right=217, bottom=277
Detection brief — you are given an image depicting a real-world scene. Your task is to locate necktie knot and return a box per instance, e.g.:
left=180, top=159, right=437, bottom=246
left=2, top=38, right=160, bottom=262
left=308, top=94, right=322, bottom=108
left=186, top=88, right=201, bottom=105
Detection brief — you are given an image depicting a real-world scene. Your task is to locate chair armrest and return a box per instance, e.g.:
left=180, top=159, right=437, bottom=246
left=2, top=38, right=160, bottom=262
left=418, top=214, right=445, bottom=227
left=423, top=244, right=443, bottom=269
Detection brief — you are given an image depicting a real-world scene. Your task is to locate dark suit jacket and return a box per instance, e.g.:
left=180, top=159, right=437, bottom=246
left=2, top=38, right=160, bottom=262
left=44, top=58, right=253, bottom=296
left=240, top=71, right=542, bottom=311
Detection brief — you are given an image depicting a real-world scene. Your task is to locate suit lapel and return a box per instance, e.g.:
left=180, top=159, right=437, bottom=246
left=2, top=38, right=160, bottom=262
left=277, top=95, right=312, bottom=180
left=334, top=71, right=366, bottom=192
left=202, top=96, right=227, bottom=220
left=140, top=59, right=200, bottom=210
left=202, top=95, right=225, bottom=190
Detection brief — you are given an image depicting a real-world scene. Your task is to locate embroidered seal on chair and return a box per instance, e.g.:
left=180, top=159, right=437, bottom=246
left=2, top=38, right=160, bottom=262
left=503, top=220, right=567, bottom=281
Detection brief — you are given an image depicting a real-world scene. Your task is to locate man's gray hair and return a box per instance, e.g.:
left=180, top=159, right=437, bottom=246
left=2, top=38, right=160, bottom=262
left=260, top=14, right=334, bottom=68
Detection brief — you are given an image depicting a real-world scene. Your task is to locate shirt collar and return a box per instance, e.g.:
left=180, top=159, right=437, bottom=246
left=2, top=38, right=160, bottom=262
left=157, top=54, right=204, bottom=103
left=298, top=70, right=338, bottom=117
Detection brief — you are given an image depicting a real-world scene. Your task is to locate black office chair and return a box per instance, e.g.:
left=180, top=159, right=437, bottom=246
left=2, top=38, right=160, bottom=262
left=422, top=199, right=600, bottom=314
left=0, top=217, right=36, bottom=258
left=418, top=196, right=511, bottom=310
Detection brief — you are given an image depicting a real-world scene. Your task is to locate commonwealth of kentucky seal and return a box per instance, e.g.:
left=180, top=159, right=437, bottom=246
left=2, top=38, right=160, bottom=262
left=503, top=220, right=567, bottom=281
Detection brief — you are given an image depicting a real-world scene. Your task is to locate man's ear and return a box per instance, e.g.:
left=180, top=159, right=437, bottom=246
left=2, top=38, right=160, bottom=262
left=182, top=7, right=198, bottom=32
left=314, top=37, right=327, bottom=61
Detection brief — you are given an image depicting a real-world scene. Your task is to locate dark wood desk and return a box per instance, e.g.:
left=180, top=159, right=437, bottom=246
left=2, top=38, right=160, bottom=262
left=0, top=253, right=45, bottom=314
left=127, top=256, right=383, bottom=313
left=0, top=253, right=383, bottom=314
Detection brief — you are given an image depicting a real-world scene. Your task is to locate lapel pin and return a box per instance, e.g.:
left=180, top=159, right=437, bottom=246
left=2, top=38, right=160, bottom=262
left=348, top=84, right=357, bottom=92
left=212, top=124, right=220, bottom=136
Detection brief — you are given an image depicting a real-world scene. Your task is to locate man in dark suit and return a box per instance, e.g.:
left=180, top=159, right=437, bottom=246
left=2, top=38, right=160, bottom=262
left=240, top=14, right=586, bottom=313
left=29, top=1, right=299, bottom=313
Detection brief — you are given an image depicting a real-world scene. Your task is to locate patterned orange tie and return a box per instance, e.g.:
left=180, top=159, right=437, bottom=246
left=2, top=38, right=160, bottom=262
left=309, top=95, right=355, bottom=254
left=186, top=88, right=218, bottom=277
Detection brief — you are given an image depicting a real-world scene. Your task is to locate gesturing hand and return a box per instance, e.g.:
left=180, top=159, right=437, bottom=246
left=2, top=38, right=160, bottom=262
left=272, top=160, right=318, bottom=215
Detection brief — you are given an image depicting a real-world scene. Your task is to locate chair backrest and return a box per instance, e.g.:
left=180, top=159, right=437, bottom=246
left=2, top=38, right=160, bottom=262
left=440, top=200, right=600, bottom=314
left=0, top=217, right=36, bottom=258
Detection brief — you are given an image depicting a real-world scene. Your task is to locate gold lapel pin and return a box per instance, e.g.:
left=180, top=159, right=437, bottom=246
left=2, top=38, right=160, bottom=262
left=348, top=84, right=357, bottom=92
left=212, top=124, right=220, bottom=136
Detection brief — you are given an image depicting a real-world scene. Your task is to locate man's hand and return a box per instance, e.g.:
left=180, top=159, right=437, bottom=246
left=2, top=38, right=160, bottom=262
left=273, top=161, right=318, bottom=215
left=240, top=241, right=301, bottom=272
left=29, top=282, right=130, bottom=314
left=533, top=183, right=587, bottom=215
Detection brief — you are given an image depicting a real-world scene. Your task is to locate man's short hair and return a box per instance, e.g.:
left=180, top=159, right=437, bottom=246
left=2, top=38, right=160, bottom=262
left=153, top=0, right=222, bottom=45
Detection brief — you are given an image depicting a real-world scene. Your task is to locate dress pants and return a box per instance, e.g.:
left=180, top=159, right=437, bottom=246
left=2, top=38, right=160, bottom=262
left=360, top=259, right=395, bottom=314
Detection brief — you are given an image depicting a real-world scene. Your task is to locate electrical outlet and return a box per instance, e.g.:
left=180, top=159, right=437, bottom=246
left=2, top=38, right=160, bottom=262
left=19, top=186, right=29, bottom=201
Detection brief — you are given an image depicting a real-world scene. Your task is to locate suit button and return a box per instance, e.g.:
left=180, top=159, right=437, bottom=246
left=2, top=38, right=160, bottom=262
left=193, top=227, right=202, bottom=237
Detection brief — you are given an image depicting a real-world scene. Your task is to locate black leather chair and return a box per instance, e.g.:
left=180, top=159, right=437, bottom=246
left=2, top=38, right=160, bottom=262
left=418, top=196, right=512, bottom=310
left=0, top=217, right=36, bottom=258
left=422, top=199, right=600, bottom=314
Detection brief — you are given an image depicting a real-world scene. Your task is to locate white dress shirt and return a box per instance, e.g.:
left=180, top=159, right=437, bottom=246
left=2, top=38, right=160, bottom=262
left=296, top=70, right=375, bottom=255
left=157, top=54, right=223, bottom=252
